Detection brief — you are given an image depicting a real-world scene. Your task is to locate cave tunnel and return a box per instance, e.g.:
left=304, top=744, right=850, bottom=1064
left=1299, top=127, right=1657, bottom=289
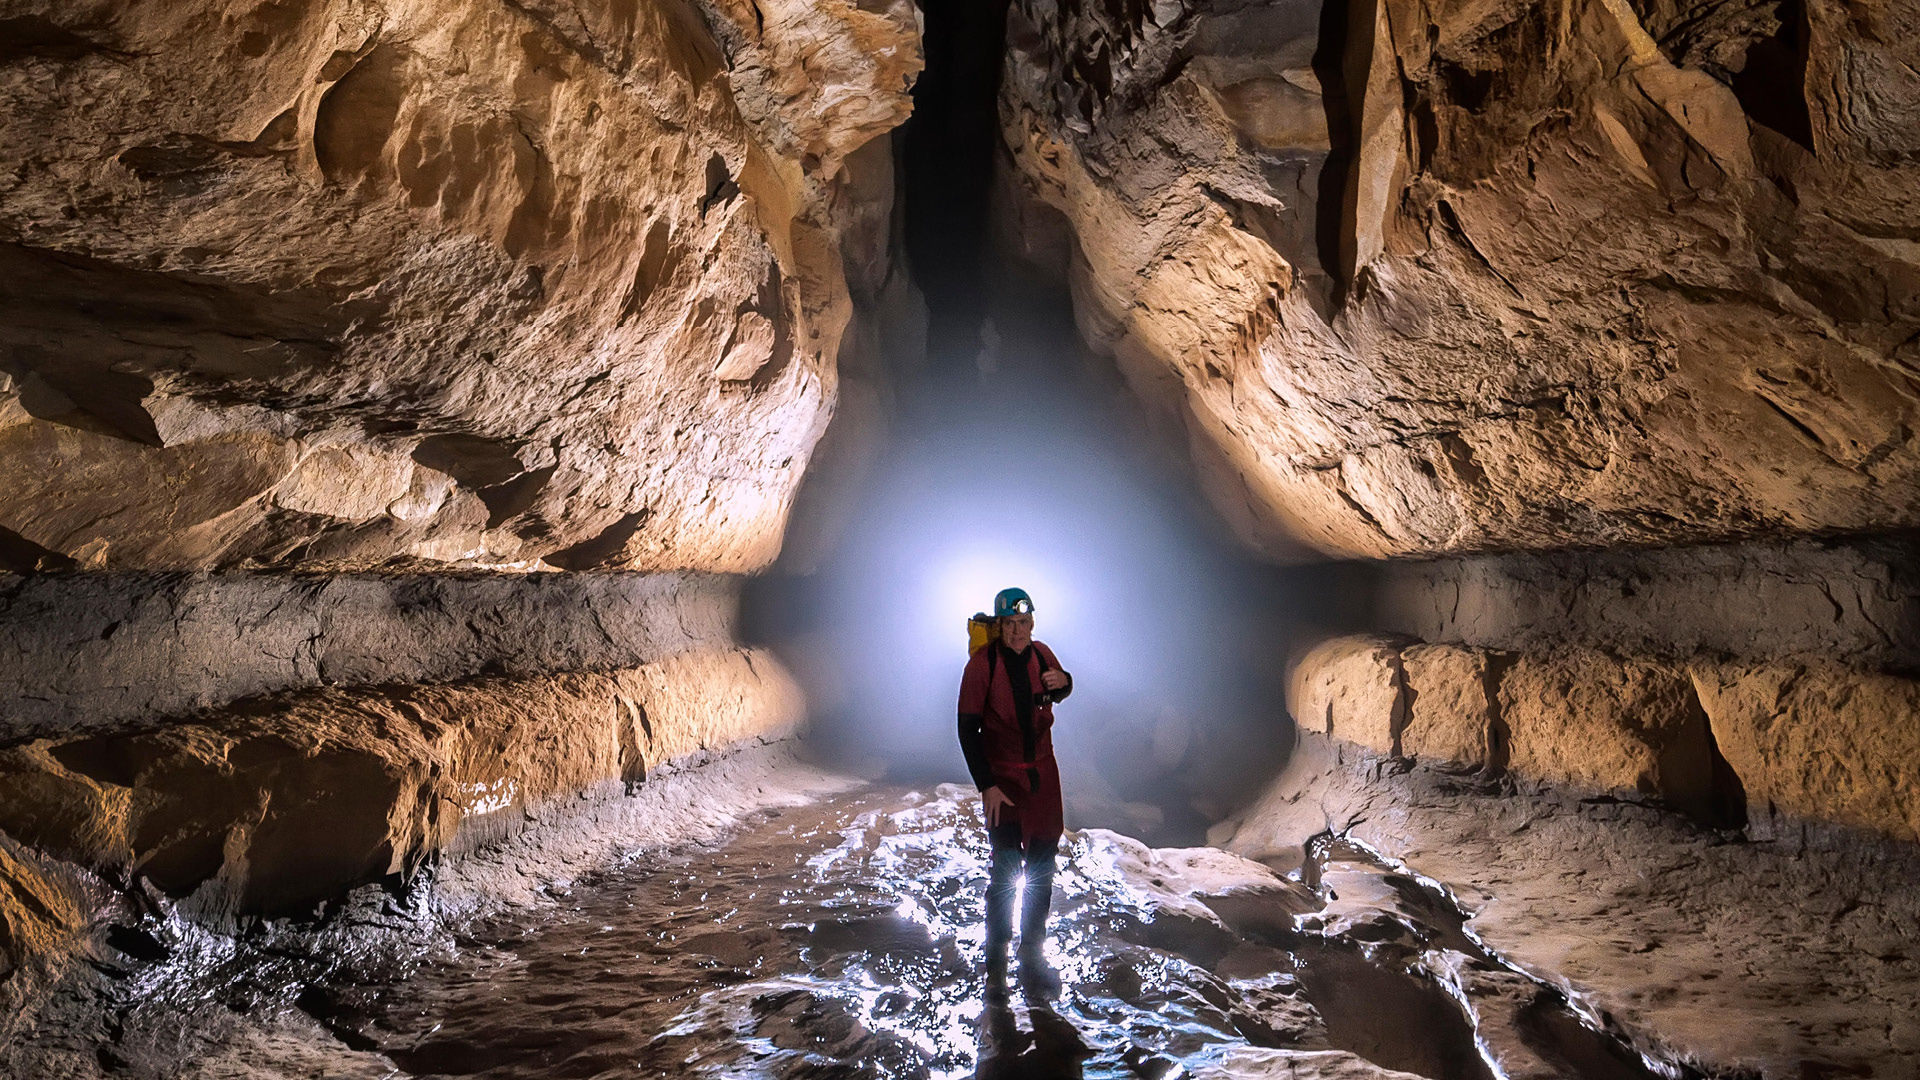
left=1, top=0, right=1918, bottom=1077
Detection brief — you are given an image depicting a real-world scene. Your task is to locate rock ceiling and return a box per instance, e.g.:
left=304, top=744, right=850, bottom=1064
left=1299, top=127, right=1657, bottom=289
left=1000, top=0, right=1920, bottom=560
left=0, top=0, right=920, bottom=572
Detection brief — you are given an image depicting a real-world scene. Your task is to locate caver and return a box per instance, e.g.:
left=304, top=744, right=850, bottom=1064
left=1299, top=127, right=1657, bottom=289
left=956, top=586, right=1074, bottom=994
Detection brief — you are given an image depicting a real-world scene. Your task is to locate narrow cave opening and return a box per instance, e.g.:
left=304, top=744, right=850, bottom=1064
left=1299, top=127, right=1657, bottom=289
left=746, top=0, right=1374, bottom=848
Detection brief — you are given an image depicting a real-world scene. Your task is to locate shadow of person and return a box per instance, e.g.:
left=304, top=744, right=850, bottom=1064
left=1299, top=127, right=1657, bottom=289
left=1018, top=954, right=1062, bottom=1001
left=973, top=999, right=1028, bottom=1079
left=972, top=997, right=1090, bottom=1079
left=1026, top=1002, right=1089, bottom=1076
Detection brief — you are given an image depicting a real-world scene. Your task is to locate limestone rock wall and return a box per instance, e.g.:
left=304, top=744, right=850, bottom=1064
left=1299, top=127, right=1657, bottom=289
left=1376, top=534, right=1920, bottom=669
left=1286, top=630, right=1920, bottom=843
left=0, top=0, right=920, bottom=573
left=0, top=0, right=925, bottom=1025
left=999, top=0, right=1920, bottom=561
left=0, top=646, right=802, bottom=920
left=0, top=570, right=744, bottom=741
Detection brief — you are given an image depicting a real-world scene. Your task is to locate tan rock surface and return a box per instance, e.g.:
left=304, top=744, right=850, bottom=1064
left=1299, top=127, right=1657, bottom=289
left=1399, top=642, right=1500, bottom=768
left=1227, top=731, right=1920, bottom=1078
left=1290, top=634, right=1742, bottom=818
left=0, top=0, right=920, bottom=572
left=1001, top=0, right=1920, bottom=560
left=0, top=647, right=802, bottom=917
left=0, top=570, right=745, bottom=741
left=1286, top=634, right=1404, bottom=755
left=1694, top=659, right=1920, bottom=844
left=1376, top=535, right=1920, bottom=669
left=1499, top=649, right=1716, bottom=816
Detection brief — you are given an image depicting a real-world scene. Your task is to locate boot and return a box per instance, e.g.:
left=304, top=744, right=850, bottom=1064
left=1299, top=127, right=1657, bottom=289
left=1017, top=851, right=1059, bottom=994
left=983, top=943, right=1009, bottom=1001
left=1016, top=940, right=1059, bottom=996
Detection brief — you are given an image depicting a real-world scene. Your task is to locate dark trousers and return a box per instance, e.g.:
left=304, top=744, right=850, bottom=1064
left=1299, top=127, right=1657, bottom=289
left=984, top=822, right=1057, bottom=956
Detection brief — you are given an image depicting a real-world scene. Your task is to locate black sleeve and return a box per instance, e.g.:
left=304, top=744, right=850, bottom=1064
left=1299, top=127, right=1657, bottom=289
left=958, top=712, right=994, bottom=790
left=1050, top=670, right=1073, bottom=703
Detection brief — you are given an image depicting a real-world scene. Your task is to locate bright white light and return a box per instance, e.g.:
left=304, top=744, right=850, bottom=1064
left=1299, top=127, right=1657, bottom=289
left=770, top=338, right=1279, bottom=816
left=935, top=549, right=1060, bottom=625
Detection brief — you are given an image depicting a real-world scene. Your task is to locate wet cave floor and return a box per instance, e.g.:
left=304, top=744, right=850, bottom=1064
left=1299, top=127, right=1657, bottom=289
left=300, top=786, right=1696, bottom=1080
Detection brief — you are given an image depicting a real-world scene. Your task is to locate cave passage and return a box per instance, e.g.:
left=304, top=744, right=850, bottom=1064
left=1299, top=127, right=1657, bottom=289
left=5, top=0, right=1920, bottom=1076
left=747, top=0, right=1347, bottom=846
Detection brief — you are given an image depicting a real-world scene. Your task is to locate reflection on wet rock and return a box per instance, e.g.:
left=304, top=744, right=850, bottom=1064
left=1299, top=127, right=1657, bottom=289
left=300, top=786, right=1696, bottom=1079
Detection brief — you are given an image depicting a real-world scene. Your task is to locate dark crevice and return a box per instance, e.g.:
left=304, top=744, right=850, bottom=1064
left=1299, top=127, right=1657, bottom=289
left=1701, top=704, right=1751, bottom=832
left=0, top=16, right=129, bottom=63
left=901, top=0, right=1015, bottom=357
left=1482, top=651, right=1519, bottom=775
left=0, top=524, right=78, bottom=573
left=1728, top=0, right=1814, bottom=151
left=1311, top=0, right=1361, bottom=302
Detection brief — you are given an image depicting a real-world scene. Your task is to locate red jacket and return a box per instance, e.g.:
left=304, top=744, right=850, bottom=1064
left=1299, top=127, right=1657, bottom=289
left=958, top=640, right=1070, bottom=781
left=957, top=641, right=1072, bottom=847
left=958, top=640, right=1073, bottom=846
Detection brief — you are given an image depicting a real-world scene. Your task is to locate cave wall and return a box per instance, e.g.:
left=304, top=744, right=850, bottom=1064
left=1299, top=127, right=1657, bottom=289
left=0, top=642, right=804, bottom=919
left=999, top=0, right=1920, bottom=562
left=0, top=570, right=743, bottom=740
left=0, top=0, right=924, bottom=1028
left=0, top=0, right=919, bottom=574
left=1366, top=534, right=1920, bottom=842
left=997, top=0, right=1920, bottom=850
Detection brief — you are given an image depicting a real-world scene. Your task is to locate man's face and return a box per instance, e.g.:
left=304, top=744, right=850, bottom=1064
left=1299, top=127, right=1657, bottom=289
left=1000, top=613, right=1034, bottom=652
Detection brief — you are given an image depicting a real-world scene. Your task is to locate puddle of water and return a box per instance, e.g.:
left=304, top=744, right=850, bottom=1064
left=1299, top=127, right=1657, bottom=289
left=280, top=786, right=1699, bottom=1080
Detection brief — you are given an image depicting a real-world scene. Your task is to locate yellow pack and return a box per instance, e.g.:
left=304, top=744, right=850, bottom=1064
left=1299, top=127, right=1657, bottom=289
left=967, top=612, right=998, bottom=655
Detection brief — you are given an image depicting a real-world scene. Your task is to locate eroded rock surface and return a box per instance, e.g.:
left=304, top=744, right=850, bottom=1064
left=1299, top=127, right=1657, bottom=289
left=0, top=744, right=855, bottom=1079
left=1287, top=630, right=1920, bottom=841
left=1695, top=659, right=1920, bottom=843
left=1226, top=733, right=1920, bottom=1078
left=0, top=0, right=920, bottom=572
left=0, top=837, right=93, bottom=1051
left=1000, top=0, right=1920, bottom=560
left=0, top=646, right=802, bottom=919
left=0, top=570, right=743, bottom=741
left=1376, top=534, right=1920, bottom=668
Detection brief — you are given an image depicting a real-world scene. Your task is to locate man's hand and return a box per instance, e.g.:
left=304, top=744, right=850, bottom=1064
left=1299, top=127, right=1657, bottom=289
left=982, top=786, right=1015, bottom=827
left=1041, top=671, right=1068, bottom=691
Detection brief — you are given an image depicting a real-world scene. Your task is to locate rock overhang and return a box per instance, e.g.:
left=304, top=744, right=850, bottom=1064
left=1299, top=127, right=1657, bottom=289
left=997, top=0, right=1920, bottom=563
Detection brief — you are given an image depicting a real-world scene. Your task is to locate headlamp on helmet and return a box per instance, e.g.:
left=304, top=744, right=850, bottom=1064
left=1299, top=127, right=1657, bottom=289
left=993, top=587, right=1035, bottom=619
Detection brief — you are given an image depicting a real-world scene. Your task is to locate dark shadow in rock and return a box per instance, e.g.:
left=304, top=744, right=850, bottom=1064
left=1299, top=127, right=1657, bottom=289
left=1110, top=910, right=1241, bottom=969
left=15, top=367, right=161, bottom=445
left=410, top=433, right=526, bottom=489
left=1294, top=942, right=1495, bottom=1080
left=544, top=510, right=649, bottom=570
left=0, top=524, right=77, bottom=573
left=1516, top=992, right=1676, bottom=1080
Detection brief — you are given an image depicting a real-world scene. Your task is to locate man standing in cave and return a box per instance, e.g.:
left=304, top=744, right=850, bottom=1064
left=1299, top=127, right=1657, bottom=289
left=957, top=586, right=1074, bottom=995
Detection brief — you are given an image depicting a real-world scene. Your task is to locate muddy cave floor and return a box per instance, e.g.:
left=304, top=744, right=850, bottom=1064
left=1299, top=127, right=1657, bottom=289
left=96, top=784, right=1716, bottom=1080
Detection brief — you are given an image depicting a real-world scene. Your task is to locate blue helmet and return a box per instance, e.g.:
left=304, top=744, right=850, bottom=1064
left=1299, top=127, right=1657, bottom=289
left=993, top=587, right=1034, bottom=618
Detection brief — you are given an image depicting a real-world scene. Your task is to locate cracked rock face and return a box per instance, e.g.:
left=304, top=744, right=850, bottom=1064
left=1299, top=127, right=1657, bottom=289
left=1226, top=732, right=1920, bottom=1078
left=0, top=646, right=803, bottom=919
left=1287, top=629, right=1920, bottom=844
left=0, top=0, right=920, bottom=572
left=1000, top=0, right=1920, bottom=560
